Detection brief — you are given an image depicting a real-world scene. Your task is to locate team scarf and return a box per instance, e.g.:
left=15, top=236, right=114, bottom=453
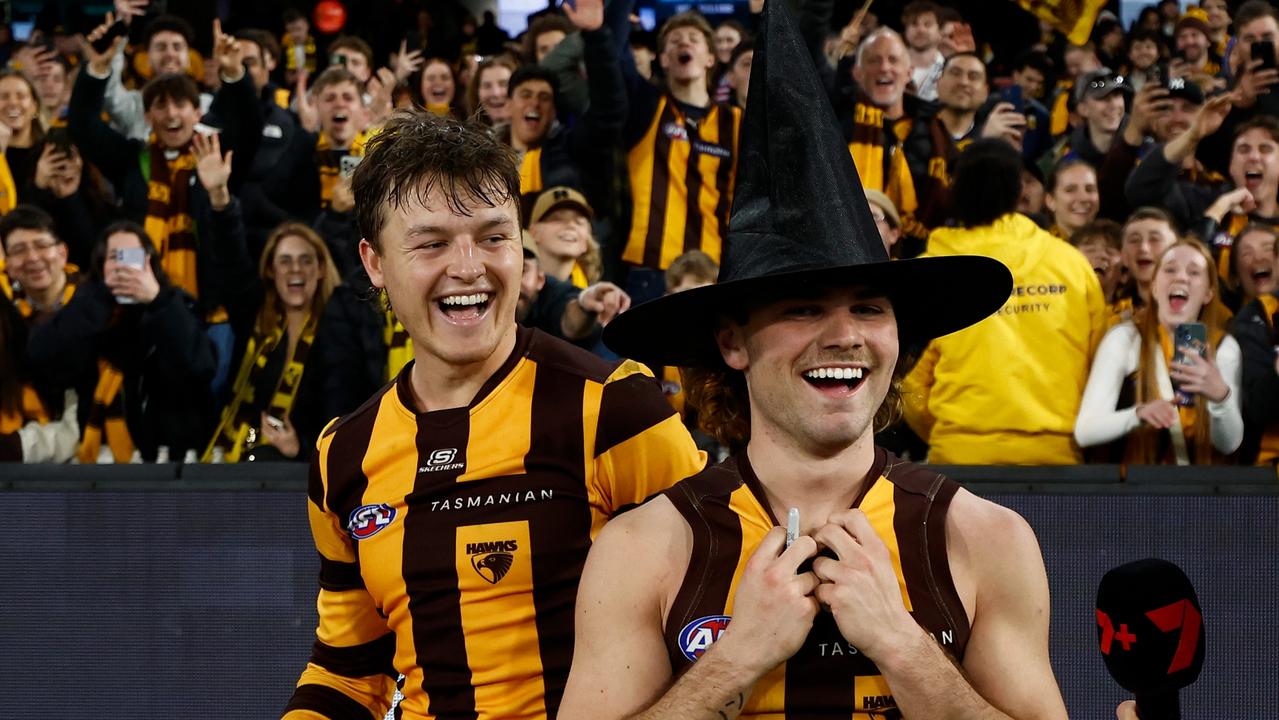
left=519, top=147, right=544, bottom=197
left=914, top=117, right=972, bottom=230
left=203, top=312, right=319, bottom=463
left=13, top=280, right=77, bottom=320
left=142, top=139, right=200, bottom=299
left=76, top=358, right=135, bottom=464
left=847, top=101, right=919, bottom=235
left=0, top=258, right=13, bottom=301
left=384, top=308, right=415, bottom=382
left=0, top=151, right=16, bottom=214
left=316, top=130, right=370, bottom=210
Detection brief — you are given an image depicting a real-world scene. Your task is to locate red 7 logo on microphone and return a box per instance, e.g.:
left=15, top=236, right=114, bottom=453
left=1146, top=600, right=1202, bottom=674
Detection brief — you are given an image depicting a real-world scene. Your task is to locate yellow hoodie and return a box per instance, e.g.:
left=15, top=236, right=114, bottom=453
left=903, top=213, right=1106, bottom=464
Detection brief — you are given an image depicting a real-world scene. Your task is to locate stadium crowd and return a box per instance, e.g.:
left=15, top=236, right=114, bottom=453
left=1, top=0, right=1279, bottom=468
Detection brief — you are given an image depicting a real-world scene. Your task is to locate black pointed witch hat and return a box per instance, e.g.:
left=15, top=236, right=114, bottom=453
left=603, top=0, right=1011, bottom=367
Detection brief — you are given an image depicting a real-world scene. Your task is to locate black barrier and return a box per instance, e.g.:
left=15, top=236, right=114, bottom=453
left=0, top=464, right=1275, bottom=718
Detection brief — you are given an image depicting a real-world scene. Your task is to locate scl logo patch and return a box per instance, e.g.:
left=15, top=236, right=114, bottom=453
left=348, top=503, right=396, bottom=540
left=678, top=615, right=731, bottom=661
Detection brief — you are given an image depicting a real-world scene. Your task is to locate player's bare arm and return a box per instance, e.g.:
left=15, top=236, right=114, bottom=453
left=560, top=499, right=821, bottom=720
left=811, top=493, right=1066, bottom=720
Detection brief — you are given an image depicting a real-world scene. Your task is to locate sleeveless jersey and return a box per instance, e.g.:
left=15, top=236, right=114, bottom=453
left=660, top=447, right=970, bottom=717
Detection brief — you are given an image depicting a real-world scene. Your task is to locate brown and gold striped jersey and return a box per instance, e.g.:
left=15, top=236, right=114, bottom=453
left=623, top=96, right=742, bottom=271
left=661, top=447, right=970, bottom=717
left=284, top=326, right=706, bottom=720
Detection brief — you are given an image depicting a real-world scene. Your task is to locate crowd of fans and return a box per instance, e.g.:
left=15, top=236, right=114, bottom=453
left=2, top=0, right=1278, bottom=468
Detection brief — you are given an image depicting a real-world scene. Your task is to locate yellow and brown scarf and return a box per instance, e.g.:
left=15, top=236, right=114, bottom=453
left=847, top=102, right=920, bottom=240
left=142, top=140, right=199, bottom=299
left=203, top=314, right=318, bottom=462
left=77, top=359, right=135, bottom=463
left=316, top=130, right=370, bottom=210
left=384, top=307, right=414, bottom=382
left=0, top=151, right=16, bottom=214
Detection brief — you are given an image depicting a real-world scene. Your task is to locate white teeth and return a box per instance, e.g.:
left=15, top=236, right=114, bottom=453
left=440, top=293, right=490, bottom=307
left=804, top=367, right=864, bottom=380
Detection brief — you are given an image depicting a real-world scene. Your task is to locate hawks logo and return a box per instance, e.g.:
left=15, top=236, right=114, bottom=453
left=347, top=503, right=396, bottom=540
left=467, top=540, right=518, bottom=584
left=678, top=615, right=731, bottom=661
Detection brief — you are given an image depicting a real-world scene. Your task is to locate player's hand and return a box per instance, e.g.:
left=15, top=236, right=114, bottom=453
left=1168, top=352, right=1230, bottom=403
left=577, top=282, right=630, bottom=325
left=811, top=510, right=921, bottom=661
left=1116, top=700, right=1139, bottom=720
left=712, top=527, right=820, bottom=676
left=1135, top=400, right=1179, bottom=429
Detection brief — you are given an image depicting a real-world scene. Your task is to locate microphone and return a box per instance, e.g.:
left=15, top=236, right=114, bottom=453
left=1095, top=558, right=1205, bottom=720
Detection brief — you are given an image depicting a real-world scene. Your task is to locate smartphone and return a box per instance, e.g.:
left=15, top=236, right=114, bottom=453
left=1172, top=322, right=1208, bottom=407
left=292, top=44, right=306, bottom=72
left=1158, top=62, right=1171, bottom=89
left=112, top=247, right=148, bottom=305
left=1002, top=83, right=1024, bottom=113
left=265, top=415, right=285, bottom=432
left=91, top=19, right=129, bottom=54
left=1252, top=40, right=1277, bottom=72
left=339, top=154, right=362, bottom=178
left=45, top=126, right=74, bottom=155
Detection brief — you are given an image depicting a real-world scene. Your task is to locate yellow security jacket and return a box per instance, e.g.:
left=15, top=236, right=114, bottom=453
left=903, top=213, right=1107, bottom=464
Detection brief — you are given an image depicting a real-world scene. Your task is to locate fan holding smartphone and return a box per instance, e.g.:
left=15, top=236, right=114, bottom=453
left=1075, top=239, right=1243, bottom=464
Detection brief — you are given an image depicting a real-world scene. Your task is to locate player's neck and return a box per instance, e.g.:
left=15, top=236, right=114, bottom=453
left=407, top=325, right=519, bottom=412
left=669, top=78, right=710, bottom=109
left=744, top=426, right=877, bottom=530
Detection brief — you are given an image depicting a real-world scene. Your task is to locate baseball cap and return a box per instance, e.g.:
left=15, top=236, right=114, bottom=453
left=1166, top=75, right=1205, bottom=105
left=1076, top=69, right=1132, bottom=103
left=863, top=189, right=899, bottom=228
left=529, top=186, right=594, bottom=226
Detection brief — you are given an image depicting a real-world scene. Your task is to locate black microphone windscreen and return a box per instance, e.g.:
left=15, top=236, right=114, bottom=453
left=1095, top=558, right=1205, bottom=697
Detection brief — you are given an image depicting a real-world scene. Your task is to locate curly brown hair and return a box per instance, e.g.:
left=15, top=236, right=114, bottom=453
left=353, top=109, right=521, bottom=251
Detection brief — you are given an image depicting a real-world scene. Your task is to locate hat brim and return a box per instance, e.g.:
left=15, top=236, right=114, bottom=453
left=604, top=254, right=1013, bottom=367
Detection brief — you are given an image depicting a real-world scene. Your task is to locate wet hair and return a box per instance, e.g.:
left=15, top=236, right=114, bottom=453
left=950, top=139, right=1023, bottom=229
left=352, top=110, right=521, bottom=251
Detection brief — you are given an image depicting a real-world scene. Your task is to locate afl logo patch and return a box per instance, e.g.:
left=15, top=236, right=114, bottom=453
left=678, top=615, right=731, bottom=661
left=348, top=503, right=396, bottom=540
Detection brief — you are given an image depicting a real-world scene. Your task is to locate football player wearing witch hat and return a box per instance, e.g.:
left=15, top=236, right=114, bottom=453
left=557, top=0, right=1068, bottom=717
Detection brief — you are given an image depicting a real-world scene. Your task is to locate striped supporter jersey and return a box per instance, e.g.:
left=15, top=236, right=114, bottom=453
left=623, top=95, right=742, bottom=271
left=284, top=326, right=706, bottom=720
left=660, top=447, right=971, bottom=717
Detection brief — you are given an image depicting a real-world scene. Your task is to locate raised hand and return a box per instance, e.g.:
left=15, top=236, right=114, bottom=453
left=563, top=0, right=604, bottom=32
left=295, top=71, right=319, bottom=133
left=1191, top=93, right=1232, bottom=142
left=113, top=0, right=148, bottom=23
left=1233, top=58, right=1279, bottom=110
left=12, top=43, right=59, bottom=76
left=80, top=12, right=126, bottom=76
left=192, top=131, right=233, bottom=209
left=1123, top=85, right=1172, bottom=146
left=366, top=67, right=398, bottom=125
left=390, top=39, right=424, bottom=83
left=212, top=19, right=245, bottom=83
left=577, top=282, right=631, bottom=325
